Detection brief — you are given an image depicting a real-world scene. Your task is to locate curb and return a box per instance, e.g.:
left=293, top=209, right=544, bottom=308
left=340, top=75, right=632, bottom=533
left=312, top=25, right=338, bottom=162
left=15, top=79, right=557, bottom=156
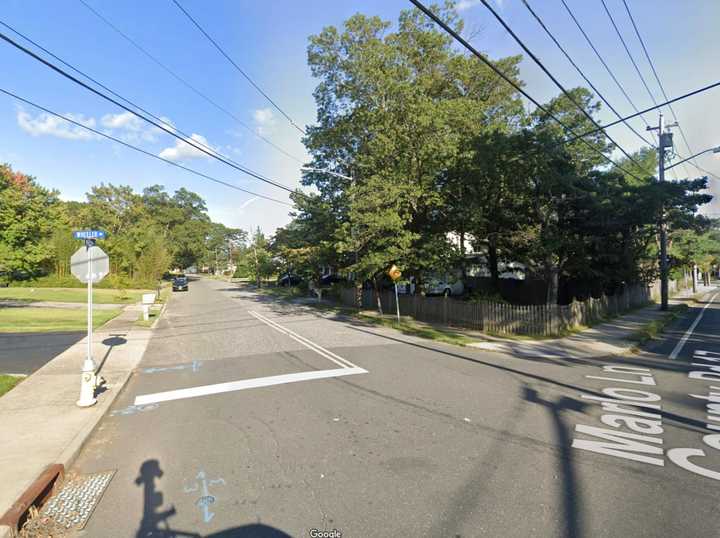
left=0, top=330, right=150, bottom=538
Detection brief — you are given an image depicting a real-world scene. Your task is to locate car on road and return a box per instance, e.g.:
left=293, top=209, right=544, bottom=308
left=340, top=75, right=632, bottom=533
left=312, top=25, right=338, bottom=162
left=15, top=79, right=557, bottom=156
left=172, top=274, right=189, bottom=291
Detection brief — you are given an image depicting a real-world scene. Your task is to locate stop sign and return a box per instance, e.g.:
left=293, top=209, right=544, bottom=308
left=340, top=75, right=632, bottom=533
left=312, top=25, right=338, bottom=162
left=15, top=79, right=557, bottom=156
left=71, top=245, right=110, bottom=283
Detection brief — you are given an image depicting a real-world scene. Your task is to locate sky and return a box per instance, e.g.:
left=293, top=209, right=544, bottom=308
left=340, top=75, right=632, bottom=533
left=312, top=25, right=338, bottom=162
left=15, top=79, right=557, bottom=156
left=2, top=0, right=720, bottom=236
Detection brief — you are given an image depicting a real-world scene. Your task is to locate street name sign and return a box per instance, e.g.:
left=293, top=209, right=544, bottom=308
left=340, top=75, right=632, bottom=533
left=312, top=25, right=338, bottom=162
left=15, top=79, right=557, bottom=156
left=71, top=246, right=110, bottom=284
left=73, top=230, right=107, bottom=240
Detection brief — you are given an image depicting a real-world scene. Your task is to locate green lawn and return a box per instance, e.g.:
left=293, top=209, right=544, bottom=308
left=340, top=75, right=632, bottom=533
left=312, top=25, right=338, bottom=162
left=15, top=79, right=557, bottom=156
left=0, top=375, right=22, bottom=397
left=0, top=307, right=122, bottom=333
left=0, top=287, right=151, bottom=304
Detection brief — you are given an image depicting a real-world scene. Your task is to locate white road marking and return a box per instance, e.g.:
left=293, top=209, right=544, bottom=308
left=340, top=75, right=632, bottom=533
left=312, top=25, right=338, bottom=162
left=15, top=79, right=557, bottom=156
left=248, top=310, right=361, bottom=369
left=669, top=292, right=719, bottom=360
left=134, top=367, right=367, bottom=406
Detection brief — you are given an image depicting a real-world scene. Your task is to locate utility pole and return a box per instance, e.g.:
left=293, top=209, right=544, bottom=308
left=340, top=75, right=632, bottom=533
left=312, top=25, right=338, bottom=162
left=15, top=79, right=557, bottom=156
left=647, top=113, right=677, bottom=311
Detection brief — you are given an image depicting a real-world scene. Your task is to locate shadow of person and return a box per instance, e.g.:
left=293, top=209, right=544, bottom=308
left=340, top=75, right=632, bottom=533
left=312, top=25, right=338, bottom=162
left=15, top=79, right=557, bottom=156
left=206, top=524, right=293, bottom=537
left=135, top=459, right=200, bottom=538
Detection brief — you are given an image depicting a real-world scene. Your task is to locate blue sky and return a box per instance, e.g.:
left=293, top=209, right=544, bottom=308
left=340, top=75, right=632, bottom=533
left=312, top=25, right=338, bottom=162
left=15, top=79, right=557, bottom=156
left=2, top=0, right=720, bottom=235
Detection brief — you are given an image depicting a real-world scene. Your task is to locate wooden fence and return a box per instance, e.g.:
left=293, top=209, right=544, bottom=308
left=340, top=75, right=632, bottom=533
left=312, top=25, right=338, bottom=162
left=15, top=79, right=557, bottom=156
left=337, top=284, right=652, bottom=337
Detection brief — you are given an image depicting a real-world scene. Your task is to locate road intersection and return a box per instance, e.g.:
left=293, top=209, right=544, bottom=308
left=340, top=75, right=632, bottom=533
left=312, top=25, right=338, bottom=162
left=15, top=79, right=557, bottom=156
left=69, top=277, right=720, bottom=537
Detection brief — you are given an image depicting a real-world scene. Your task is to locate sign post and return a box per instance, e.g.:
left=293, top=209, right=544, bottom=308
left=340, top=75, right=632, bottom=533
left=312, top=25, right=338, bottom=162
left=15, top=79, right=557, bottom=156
left=71, top=231, right=109, bottom=407
left=387, top=265, right=402, bottom=324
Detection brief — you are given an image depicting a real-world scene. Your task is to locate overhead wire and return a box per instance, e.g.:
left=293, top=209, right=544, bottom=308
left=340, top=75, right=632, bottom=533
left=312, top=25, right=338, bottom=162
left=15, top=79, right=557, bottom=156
left=521, top=0, right=654, bottom=149
left=620, top=0, right=700, bottom=179
left=171, top=0, right=306, bottom=136
left=0, top=27, right=297, bottom=194
left=0, top=87, right=293, bottom=206
left=77, top=0, right=304, bottom=165
left=478, top=0, right=645, bottom=169
left=408, top=0, right=644, bottom=182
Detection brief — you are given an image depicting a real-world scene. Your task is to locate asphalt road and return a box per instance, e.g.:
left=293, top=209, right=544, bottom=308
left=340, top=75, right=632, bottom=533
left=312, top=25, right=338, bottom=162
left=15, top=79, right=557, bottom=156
left=70, top=278, right=720, bottom=537
left=0, top=331, right=84, bottom=375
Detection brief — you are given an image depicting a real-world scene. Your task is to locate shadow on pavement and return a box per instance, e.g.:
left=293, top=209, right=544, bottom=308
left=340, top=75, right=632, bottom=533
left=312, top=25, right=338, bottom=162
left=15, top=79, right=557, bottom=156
left=524, top=386, right=587, bottom=538
left=134, top=460, right=291, bottom=538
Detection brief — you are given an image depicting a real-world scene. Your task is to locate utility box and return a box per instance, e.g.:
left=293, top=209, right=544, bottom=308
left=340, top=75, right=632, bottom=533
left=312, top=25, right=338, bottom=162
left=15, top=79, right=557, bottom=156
left=142, top=293, right=156, bottom=321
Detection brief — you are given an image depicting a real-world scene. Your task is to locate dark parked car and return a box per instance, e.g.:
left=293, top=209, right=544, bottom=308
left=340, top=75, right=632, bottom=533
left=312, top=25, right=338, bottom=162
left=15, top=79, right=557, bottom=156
left=277, top=274, right=302, bottom=287
left=172, top=274, right=188, bottom=291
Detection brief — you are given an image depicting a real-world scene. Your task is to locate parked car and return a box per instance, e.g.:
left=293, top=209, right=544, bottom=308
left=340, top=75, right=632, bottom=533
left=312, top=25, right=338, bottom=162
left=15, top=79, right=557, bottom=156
left=172, top=274, right=189, bottom=291
left=319, top=274, right=346, bottom=287
left=277, top=274, right=302, bottom=287
left=425, top=277, right=464, bottom=297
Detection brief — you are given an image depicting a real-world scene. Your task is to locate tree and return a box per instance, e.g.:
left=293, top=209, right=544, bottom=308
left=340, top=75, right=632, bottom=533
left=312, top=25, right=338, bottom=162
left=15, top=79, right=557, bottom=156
left=0, top=164, right=60, bottom=277
left=236, top=229, right=276, bottom=286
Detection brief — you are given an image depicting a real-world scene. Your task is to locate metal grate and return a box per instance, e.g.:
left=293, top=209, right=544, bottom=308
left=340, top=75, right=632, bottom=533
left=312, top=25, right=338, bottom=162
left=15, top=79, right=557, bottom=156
left=21, top=470, right=115, bottom=536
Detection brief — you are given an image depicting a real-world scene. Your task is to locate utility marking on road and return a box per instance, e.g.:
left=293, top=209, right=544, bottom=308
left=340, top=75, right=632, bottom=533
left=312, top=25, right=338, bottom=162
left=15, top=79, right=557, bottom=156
left=109, top=403, right=159, bottom=416
left=669, top=292, right=719, bottom=359
left=133, top=367, right=368, bottom=406
left=183, top=470, right=225, bottom=523
left=248, top=310, right=362, bottom=369
left=143, top=360, right=202, bottom=374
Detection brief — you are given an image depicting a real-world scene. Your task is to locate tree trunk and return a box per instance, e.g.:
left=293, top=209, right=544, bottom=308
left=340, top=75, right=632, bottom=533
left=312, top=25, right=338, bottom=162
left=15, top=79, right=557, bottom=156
left=373, top=277, right=384, bottom=316
left=459, top=230, right=467, bottom=281
left=692, top=265, right=697, bottom=293
left=488, top=236, right=499, bottom=293
left=545, top=257, right=559, bottom=305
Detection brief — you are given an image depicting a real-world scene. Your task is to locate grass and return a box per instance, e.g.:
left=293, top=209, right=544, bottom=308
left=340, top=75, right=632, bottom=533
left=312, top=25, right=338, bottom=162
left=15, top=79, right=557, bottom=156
left=0, top=287, right=151, bottom=304
left=0, top=307, right=122, bottom=333
left=630, top=303, right=689, bottom=350
left=355, top=313, right=477, bottom=346
left=135, top=305, right=162, bottom=328
left=0, top=375, right=23, bottom=397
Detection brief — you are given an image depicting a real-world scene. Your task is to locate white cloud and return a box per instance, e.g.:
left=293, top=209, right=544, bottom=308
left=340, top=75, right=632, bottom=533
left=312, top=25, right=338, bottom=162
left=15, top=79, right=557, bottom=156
left=158, top=133, right=215, bottom=161
left=17, top=109, right=98, bottom=140
left=252, top=108, right=276, bottom=135
left=101, top=111, right=167, bottom=142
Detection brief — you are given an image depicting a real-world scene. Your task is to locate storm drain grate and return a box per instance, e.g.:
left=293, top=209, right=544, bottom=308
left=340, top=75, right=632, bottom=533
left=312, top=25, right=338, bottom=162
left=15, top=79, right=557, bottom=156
left=21, top=470, right=115, bottom=536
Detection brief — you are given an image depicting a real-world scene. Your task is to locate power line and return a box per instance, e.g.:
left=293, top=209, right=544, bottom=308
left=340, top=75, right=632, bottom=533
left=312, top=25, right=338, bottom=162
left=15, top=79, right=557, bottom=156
left=521, top=0, right=654, bottom=149
left=566, top=80, right=720, bottom=143
left=0, top=19, right=293, bottom=192
left=620, top=0, right=697, bottom=175
left=408, top=0, right=644, bottom=182
left=77, top=0, right=304, bottom=165
left=478, top=0, right=644, bottom=169
left=0, top=27, right=296, bottom=194
left=172, top=0, right=306, bottom=136
left=600, top=0, right=659, bottom=108
left=558, top=0, right=656, bottom=140
left=0, top=87, right=293, bottom=206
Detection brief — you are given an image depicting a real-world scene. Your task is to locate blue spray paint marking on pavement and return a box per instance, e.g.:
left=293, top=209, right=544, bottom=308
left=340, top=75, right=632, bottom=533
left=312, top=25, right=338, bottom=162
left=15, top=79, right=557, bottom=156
left=143, top=360, right=202, bottom=375
left=109, top=403, right=159, bottom=416
left=183, top=470, right=225, bottom=523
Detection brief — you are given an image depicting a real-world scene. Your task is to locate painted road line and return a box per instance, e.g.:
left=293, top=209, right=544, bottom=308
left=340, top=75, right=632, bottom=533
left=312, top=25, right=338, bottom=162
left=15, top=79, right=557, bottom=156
left=248, top=310, right=362, bottom=369
left=133, top=367, right=368, bottom=406
left=669, top=292, right=719, bottom=360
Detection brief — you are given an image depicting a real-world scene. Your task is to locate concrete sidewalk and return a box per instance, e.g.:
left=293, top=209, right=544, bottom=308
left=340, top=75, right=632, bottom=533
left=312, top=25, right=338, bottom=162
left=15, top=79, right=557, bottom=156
left=0, top=300, right=123, bottom=310
left=468, top=284, right=718, bottom=358
left=0, top=305, right=152, bottom=537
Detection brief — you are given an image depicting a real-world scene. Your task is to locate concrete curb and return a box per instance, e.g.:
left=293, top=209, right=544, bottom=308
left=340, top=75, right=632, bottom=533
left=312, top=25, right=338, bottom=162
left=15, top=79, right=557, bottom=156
left=0, top=323, right=152, bottom=538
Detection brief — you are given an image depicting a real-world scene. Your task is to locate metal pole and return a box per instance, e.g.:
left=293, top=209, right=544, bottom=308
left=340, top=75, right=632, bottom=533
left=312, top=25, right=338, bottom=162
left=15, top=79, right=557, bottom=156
left=658, top=113, right=669, bottom=311
left=394, top=283, right=401, bottom=324
left=88, top=241, right=93, bottom=364
left=77, top=238, right=97, bottom=407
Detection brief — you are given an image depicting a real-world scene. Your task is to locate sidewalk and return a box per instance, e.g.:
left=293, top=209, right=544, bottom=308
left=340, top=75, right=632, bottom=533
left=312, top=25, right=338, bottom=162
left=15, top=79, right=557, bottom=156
left=468, top=284, right=718, bottom=359
left=0, top=300, right=123, bottom=310
left=0, top=304, right=152, bottom=537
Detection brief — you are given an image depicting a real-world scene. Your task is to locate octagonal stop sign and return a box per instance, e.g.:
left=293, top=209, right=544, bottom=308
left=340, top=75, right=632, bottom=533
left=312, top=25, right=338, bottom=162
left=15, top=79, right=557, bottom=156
left=71, top=245, right=110, bottom=283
